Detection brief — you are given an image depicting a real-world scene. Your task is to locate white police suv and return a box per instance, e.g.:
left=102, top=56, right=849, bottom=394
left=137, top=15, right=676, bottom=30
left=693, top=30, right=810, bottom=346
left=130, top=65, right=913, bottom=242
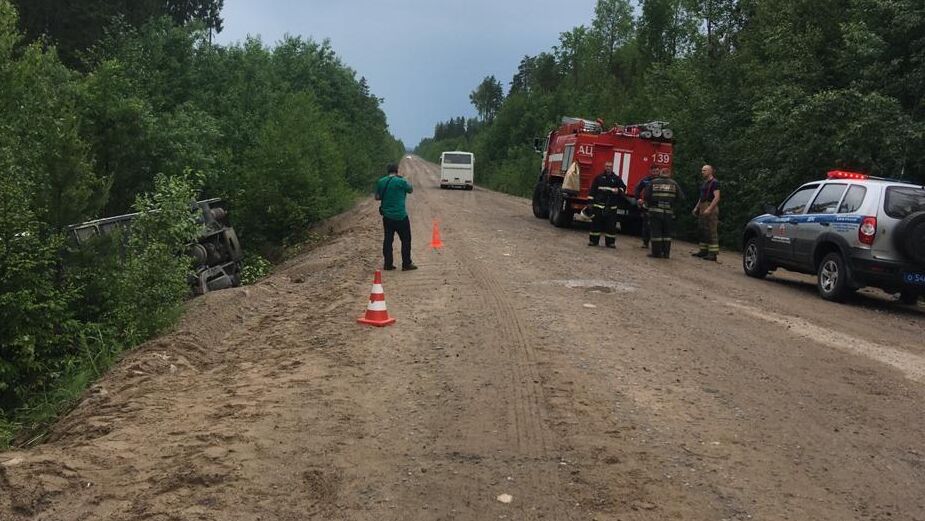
left=742, top=170, right=925, bottom=303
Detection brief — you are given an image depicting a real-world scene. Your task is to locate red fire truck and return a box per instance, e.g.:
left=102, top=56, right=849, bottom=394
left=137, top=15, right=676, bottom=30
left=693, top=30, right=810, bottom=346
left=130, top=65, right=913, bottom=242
left=531, top=117, right=675, bottom=232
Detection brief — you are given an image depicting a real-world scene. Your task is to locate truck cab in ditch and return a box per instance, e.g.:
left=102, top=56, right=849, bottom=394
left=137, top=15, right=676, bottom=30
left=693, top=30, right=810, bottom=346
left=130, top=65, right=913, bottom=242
left=67, top=198, right=243, bottom=295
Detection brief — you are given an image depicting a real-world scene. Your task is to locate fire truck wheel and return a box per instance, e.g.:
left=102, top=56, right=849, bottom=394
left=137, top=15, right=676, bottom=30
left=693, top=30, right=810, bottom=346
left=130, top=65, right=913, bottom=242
left=549, top=185, right=573, bottom=228
left=532, top=181, right=549, bottom=219
left=548, top=190, right=558, bottom=224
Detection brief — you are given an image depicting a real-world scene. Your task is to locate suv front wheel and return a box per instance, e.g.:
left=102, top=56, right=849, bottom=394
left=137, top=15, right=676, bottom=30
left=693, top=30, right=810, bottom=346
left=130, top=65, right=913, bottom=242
left=743, top=237, right=769, bottom=279
left=817, top=252, right=851, bottom=302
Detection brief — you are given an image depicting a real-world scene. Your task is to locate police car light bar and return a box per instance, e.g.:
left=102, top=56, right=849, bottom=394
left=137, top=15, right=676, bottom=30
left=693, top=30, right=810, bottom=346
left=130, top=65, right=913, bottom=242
left=827, top=170, right=868, bottom=180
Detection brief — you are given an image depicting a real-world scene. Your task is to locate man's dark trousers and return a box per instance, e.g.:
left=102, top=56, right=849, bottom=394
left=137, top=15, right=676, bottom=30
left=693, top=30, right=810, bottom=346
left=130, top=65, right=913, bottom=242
left=590, top=207, right=618, bottom=246
left=383, top=216, right=412, bottom=268
left=649, top=210, right=673, bottom=257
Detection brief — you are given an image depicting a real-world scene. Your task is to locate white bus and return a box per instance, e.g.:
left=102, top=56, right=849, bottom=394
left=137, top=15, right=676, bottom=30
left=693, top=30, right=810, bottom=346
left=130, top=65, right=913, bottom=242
left=439, top=151, right=474, bottom=190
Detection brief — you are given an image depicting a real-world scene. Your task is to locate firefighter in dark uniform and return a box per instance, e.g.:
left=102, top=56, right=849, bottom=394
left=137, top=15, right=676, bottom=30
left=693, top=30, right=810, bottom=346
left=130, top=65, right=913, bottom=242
left=692, top=164, right=721, bottom=261
left=634, top=165, right=660, bottom=249
left=587, top=160, right=627, bottom=248
left=642, top=168, right=685, bottom=258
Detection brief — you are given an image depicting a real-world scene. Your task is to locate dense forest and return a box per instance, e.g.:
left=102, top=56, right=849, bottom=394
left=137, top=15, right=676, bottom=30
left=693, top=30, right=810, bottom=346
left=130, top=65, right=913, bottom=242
left=0, top=0, right=403, bottom=445
left=416, top=0, right=925, bottom=243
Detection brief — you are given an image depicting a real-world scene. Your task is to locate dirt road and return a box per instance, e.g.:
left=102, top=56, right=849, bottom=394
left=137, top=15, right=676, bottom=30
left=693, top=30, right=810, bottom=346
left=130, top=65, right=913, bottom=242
left=2, top=156, right=924, bottom=521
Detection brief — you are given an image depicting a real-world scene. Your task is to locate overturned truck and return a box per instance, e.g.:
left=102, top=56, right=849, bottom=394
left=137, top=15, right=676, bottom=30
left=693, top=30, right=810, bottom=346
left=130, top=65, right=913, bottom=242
left=67, top=198, right=244, bottom=295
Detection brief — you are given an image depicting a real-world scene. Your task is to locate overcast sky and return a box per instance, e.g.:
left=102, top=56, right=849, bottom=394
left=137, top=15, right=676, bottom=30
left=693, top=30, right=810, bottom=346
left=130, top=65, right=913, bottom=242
left=215, top=0, right=597, bottom=147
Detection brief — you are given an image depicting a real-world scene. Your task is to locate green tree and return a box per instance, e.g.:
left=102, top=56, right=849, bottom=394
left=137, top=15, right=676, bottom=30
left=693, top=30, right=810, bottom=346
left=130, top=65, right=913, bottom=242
left=165, top=0, right=224, bottom=35
left=234, top=92, right=350, bottom=252
left=591, top=0, right=634, bottom=71
left=0, top=1, right=103, bottom=228
left=469, top=75, right=505, bottom=122
left=11, top=0, right=224, bottom=67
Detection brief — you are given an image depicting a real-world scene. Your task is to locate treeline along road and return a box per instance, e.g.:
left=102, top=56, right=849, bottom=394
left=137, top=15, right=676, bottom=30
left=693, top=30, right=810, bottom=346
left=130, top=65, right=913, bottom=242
left=2, top=156, right=923, bottom=520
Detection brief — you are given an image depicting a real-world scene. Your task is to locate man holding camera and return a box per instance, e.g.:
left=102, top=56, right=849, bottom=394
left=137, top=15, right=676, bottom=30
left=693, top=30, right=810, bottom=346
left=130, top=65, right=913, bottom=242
left=376, top=163, right=417, bottom=271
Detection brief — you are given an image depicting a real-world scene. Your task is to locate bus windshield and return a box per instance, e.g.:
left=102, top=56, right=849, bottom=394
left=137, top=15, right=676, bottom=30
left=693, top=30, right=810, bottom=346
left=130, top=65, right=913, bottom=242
left=443, top=153, right=472, bottom=165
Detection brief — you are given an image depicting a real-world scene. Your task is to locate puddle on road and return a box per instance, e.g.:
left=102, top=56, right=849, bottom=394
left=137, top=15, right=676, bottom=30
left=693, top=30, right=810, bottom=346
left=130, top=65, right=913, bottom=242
left=546, top=279, right=638, bottom=294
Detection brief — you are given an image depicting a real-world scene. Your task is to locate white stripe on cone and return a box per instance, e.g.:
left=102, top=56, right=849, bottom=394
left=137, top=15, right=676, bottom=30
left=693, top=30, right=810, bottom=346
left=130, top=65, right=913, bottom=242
left=372, top=284, right=384, bottom=293
left=367, top=300, right=388, bottom=312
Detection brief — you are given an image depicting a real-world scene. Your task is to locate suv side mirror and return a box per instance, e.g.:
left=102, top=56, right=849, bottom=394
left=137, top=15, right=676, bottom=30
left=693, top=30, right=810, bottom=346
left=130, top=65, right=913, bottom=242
left=762, top=203, right=779, bottom=216
left=533, top=138, right=545, bottom=154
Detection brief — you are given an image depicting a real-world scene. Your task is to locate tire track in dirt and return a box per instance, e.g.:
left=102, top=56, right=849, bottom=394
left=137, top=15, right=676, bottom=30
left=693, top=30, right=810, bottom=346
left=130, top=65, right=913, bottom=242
left=407, top=159, right=569, bottom=518
left=412, top=161, right=550, bottom=457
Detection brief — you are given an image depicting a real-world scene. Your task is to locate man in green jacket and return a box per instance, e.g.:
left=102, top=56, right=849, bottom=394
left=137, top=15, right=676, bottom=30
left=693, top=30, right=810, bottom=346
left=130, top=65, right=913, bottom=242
left=375, top=163, right=417, bottom=271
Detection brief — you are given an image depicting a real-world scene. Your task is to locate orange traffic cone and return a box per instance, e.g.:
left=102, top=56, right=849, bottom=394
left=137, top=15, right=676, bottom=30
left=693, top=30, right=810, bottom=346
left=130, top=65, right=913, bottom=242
left=357, top=270, right=396, bottom=327
left=430, top=220, right=444, bottom=250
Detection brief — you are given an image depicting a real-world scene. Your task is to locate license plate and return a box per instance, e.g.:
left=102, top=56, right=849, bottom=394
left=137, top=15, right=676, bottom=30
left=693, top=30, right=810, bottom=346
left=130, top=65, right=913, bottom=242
left=904, top=272, right=925, bottom=286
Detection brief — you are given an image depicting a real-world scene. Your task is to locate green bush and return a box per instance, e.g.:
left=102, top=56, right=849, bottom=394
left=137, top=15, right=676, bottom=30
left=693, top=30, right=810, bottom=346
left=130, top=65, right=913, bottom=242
left=239, top=253, right=272, bottom=285
left=0, top=0, right=404, bottom=444
left=106, top=173, right=202, bottom=343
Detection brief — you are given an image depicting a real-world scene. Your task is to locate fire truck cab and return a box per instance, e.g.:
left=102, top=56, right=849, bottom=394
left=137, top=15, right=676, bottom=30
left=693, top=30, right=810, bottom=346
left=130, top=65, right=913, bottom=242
left=532, top=117, right=675, bottom=232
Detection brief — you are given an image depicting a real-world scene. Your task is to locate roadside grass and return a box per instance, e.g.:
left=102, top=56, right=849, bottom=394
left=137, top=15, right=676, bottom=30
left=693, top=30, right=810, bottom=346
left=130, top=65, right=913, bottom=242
left=0, top=321, right=175, bottom=450
left=2, top=247, right=310, bottom=451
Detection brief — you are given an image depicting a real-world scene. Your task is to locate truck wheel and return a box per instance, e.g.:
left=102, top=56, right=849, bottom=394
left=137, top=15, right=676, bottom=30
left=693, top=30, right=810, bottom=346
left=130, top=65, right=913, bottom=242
left=549, top=185, right=573, bottom=228
left=899, top=289, right=921, bottom=306
left=548, top=186, right=559, bottom=224
left=532, top=181, right=549, bottom=218
left=817, top=252, right=851, bottom=302
left=222, top=228, right=244, bottom=261
left=743, top=237, right=769, bottom=279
